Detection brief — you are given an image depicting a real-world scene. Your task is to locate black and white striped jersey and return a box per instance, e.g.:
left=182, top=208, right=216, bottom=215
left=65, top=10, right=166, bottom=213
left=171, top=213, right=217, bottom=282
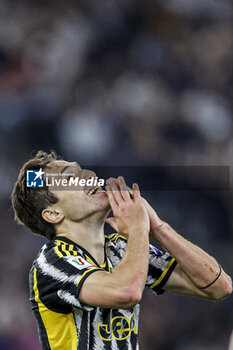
left=29, top=234, right=177, bottom=350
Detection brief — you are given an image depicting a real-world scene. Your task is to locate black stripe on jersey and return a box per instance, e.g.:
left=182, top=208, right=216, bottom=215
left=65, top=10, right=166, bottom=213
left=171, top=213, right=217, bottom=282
left=103, top=335, right=113, bottom=350
left=67, top=244, right=78, bottom=255
left=88, top=309, right=96, bottom=350
left=108, top=244, right=123, bottom=261
left=57, top=244, right=66, bottom=257
left=29, top=268, right=51, bottom=350
left=36, top=267, right=72, bottom=314
left=78, top=311, right=89, bottom=350
left=106, top=258, right=111, bottom=273
left=60, top=243, right=72, bottom=256
left=148, top=263, right=163, bottom=281
left=129, top=322, right=138, bottom=350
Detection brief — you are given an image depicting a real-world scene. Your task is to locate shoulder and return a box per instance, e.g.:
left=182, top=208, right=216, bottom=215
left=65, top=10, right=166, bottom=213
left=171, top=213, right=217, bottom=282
left=30, top=241, right=54, bottom=267
left=30, top=239, right=90, bottom=277
left=31, top=240, right=60, bottom=266
left=34, top=239, right=86, bottom=262
left=29, top=241, right=58, bottom=282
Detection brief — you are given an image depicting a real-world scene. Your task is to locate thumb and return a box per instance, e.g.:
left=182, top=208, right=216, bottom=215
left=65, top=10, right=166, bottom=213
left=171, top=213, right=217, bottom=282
left=105, top=217, right=118, bottom=231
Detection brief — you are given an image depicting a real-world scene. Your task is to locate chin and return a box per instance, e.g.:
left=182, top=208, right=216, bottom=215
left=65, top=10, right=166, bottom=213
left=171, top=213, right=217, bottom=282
left=97, top=199, right=111, bottom=218
left=97, top=199, right=111, bottom=211
left=95, top=191, right=110, bottom=206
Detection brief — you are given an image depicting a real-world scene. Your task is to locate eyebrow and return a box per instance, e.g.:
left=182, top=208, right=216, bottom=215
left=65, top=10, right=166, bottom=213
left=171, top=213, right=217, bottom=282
left=61, top=165, right=70, bottom=174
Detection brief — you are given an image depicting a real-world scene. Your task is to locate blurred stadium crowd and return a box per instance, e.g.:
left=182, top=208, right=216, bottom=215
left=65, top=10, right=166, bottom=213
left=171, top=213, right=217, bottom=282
left=0, top=0, right=232, bottom=349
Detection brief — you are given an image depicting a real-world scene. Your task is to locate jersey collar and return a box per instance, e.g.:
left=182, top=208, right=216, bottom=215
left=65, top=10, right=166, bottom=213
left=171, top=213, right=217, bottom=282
left=54, top=236, right=110, bottom=271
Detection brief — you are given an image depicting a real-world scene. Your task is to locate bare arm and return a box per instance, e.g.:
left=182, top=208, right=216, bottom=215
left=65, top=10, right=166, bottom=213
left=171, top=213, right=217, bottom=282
left=144, top=199, right=232, bottom=300
left=79, top=178, right=150, bottom=309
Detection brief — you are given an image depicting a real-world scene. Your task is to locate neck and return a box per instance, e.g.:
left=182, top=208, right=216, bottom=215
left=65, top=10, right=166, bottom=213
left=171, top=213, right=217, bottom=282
left=56, top=216, right=106, bottom=266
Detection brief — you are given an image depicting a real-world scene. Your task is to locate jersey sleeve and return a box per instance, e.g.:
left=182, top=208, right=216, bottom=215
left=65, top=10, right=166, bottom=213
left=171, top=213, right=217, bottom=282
left=106, top=234, right=177, bottom=295
left=32, top=243, right=103, bottom=312
left=146, top=244, right=177, bottom=295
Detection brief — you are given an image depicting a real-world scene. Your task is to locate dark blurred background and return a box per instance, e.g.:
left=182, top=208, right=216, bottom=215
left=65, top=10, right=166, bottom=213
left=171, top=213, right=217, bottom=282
left=0, top=0, right=232, bottom=349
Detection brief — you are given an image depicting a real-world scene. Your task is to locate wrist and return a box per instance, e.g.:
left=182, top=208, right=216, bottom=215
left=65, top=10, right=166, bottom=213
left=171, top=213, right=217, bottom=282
left=150, top=219, right=165, bottom=232
left=127, top=227, right=149, bottom=239
left=150, top=222, right=170, bottom=240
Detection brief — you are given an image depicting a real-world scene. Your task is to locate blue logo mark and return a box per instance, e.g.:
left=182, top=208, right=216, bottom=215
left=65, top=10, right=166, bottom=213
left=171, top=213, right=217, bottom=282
left=26, top=168, right=45, bottom=188
left=149, top=245, right=161, bottom=256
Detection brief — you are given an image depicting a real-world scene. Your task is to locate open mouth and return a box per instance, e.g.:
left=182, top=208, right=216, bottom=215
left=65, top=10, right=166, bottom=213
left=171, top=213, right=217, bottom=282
left=87, top=186, right=103, bottom=196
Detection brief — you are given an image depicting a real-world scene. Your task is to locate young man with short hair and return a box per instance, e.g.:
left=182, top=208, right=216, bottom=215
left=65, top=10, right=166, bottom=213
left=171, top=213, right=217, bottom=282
left=11, top=151, right=232, bottom=350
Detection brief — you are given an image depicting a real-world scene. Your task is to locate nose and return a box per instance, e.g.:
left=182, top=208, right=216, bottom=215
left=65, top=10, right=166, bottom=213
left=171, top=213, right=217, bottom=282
left=79, top=169, right=96, bottom=180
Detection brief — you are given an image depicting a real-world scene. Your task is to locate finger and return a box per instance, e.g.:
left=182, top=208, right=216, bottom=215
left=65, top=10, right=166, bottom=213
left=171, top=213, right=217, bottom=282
left=117, top=176, right=131, bottom=201
left=106, top=186, right=118, bottom=210
left=132, top=183, right=140, bottom=201
left=107, top=178, right=124, bottom=204
left=106, top=177, right=114, bottom=185
left=125, top=185, right=134, bottom=198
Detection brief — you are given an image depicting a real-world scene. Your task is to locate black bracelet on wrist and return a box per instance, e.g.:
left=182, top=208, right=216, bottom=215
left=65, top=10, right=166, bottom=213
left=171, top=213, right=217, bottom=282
left=199, top=264, right=222, bottom=290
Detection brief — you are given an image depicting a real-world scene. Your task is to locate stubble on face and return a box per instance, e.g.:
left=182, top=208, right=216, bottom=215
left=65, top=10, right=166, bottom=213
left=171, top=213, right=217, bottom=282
left=45, top=160, right=110, bottom=222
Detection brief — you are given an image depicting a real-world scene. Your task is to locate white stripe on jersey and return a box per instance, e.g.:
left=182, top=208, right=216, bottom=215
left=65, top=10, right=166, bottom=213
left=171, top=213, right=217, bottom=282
left=92, top=307, right=106, bottom=350
left=73, top=308, right=83, bottom=340
left=57, top=290, right=82, bottom=309
left=37, top=246, right=80, bottom=285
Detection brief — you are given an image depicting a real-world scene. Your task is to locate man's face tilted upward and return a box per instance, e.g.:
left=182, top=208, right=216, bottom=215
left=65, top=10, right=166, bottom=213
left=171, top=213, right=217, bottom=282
left=43, top=160, right=110, bottom=224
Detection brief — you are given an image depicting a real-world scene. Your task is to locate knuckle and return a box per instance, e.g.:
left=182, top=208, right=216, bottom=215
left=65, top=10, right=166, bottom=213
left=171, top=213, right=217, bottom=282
left=120, top=204, right=127, bottom=212
left=114, top=210, right=120, bottom=218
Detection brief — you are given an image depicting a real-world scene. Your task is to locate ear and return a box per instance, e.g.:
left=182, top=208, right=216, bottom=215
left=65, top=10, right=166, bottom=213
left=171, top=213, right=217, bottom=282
left=42, top=207, right=64, bottom=224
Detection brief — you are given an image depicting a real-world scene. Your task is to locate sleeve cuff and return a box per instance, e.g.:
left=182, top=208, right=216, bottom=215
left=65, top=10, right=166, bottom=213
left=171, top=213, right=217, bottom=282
left=150, top=258, right=177, bottom=295
left=76, top=268, right=103, bottom=310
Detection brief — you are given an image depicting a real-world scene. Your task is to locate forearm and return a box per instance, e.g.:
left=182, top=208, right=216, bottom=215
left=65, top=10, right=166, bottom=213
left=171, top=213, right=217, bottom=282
left=111, top=231, right=149, bottom=296
left=151, top=222, right=222, bottom=289
left=142, top=198, right=232, bottom=300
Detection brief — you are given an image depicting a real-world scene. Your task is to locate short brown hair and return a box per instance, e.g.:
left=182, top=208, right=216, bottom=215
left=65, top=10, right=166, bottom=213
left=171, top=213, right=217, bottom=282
left=11, top=151, right=60, bottom=240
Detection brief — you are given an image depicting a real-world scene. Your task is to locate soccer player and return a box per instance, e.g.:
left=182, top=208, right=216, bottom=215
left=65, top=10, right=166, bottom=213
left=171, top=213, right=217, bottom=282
left=11, top=151, right=232, bottom=350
